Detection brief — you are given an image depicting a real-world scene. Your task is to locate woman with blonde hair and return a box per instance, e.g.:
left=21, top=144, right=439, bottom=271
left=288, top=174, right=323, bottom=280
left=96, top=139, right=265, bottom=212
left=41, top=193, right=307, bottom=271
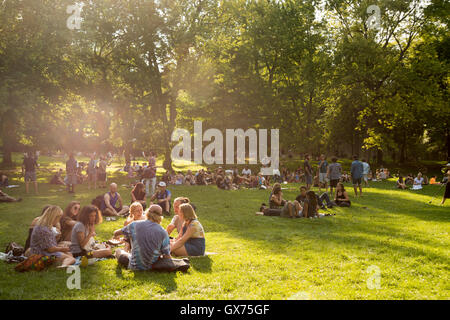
left=29, top=205, right=75, bottom=267
left=170, top=203, right=205, bottom=256
left=124, top=202, right=145, bottom=227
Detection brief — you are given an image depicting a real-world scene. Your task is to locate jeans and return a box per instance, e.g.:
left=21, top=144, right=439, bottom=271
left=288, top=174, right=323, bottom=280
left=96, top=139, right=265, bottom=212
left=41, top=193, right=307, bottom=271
left=144, top=177, right=156, bottom=195
left=318, top=192, right=334, bottom=208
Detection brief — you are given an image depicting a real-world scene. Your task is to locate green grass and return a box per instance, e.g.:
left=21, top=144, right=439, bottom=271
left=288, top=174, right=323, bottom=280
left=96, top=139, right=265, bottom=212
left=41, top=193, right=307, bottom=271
left=0, top=154, right=449, bottom=299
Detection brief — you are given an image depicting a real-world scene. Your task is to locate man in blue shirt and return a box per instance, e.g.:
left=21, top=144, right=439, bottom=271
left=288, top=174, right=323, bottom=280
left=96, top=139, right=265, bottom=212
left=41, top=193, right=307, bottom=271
left=350, top=155, right=364, bottom=197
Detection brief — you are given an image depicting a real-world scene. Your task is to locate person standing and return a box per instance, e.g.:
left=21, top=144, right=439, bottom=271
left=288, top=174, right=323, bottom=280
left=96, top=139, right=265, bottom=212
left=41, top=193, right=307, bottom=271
left=304, top=154, right=313, bottom=190
left=441, top=167, right=450, bottom=205
left=22, top=152, right=39, bottom=194
left=146, top=151, right=157, bottom=196
left=327, top=156, right=342, bottom=198
left=318, top=154, right=329, bottom=193
left=66, top=153, right=78, bottom=194
left=362, top=159, right=370, bottom=187
left=97, top=156, right=107, bottom=188
left=350, top=155, right=364, bottom=197
left=87, top=154, right=97, bottom=190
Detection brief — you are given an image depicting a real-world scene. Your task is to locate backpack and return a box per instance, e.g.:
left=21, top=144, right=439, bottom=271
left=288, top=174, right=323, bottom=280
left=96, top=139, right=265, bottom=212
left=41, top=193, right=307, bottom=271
left=15, top=254, right=57, bottom=272
left=91, top=195, right=105, bottom=210
left=151, top=257, right=190, bottom=273
left=5, top=242, right=24, bottom=257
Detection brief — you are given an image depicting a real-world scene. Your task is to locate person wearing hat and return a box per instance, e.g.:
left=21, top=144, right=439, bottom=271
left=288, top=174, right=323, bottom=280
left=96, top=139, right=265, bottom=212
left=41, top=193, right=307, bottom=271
left=150, top=181, right=172, bottom=215
left=113, top=205, right=171, bottom=270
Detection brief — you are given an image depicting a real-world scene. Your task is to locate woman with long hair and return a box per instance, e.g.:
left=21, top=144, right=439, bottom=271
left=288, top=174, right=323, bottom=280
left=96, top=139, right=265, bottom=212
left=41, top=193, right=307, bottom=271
left=303, top=191, right=320, bottom=218
left=70, top=205, right=111, bottom=258
left=124, top=202, right=145, bottom=227
left=166, top=197, right=191, bottom=238
left=334, top=183, right=351, bottom=207
left=60, top=201, right=81, bottom=241
left=131, top=182, right=147, bottom=210
left=171, top=203, right=206, bottom=256
left=29, top=206, right=75, bottom=267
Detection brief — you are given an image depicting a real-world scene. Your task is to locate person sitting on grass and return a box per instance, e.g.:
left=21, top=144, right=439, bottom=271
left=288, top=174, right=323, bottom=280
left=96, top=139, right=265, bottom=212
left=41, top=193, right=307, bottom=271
left=0, top=172, right=8, bottom=187
left=166, top=197, right=192, bottom=239
left=184, top=170, right=195, bottom=185
left=405, top=174, right=414, bottom=185
left=69, top=205, right=112, bottom=258
left=124, top=202, right=145, bottom=227
left=113, top=204, right=171, bottom=270
left=150, top=181, right=172, bottom=215
left=334, top=183, right=351, bottom=207
left=131, top=182, right=147, bottom=210
left=100, top=183, right=130, bottom=217
left=412, top=173, right=424, bottom=190
left=302, top=191, right=320, bottom=218
left=260, top=183, right=297, bottom=218
left=429, top=175, right=439, bottom=185
left=60, top=201, right=81, bottom=241
left=28, top=205, right=75, bottom=268
left=24, top=205, right=52, bottom=252
left=295, top=186, right=334, bottom=209
left=170, top=203, right=206, bottom=257
left=397, top=176, right=407, bottom=190
left=50, top=169, right=65, bottom=185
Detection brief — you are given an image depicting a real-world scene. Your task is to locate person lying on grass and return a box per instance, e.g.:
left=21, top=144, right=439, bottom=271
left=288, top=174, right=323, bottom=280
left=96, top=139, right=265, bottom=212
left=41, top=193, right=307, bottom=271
left=113, top=205, right=171, bottom=270
left=261, top=183, right=298, bottom=218
left=28, top=205, right=75, bottom=268
left=70, top=205, right=112, bottom=259
left=170, top=203, right=206, bottom=257
left=334, top=183, right=351, bottom=207
left=295, top=186, right=335, bottom=209
left=0, top=188, right=22, bottom=203
left=166, top=197, right=192, bottom=239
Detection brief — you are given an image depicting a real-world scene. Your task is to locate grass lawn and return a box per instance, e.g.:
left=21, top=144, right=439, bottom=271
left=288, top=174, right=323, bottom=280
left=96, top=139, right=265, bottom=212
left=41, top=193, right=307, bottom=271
left=0, top=155, right=449, bottom=299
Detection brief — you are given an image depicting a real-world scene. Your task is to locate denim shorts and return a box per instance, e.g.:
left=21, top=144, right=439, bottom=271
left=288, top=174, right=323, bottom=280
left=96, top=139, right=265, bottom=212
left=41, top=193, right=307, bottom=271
left=185, top=238, right=205, bottom=256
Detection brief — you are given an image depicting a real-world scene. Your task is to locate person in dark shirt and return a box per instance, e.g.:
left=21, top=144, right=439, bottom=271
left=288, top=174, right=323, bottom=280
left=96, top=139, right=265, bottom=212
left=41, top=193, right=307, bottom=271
left=22, top=152, right=39, bottom=194
left=295, top=186, right=335, bottom=209
left=350, top=155, right=364, bottom=197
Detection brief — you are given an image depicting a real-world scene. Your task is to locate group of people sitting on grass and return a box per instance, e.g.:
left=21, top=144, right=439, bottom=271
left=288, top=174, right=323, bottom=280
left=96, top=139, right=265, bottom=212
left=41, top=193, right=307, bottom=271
left=257, top=181, right=351, bottom=219
left=19, top=187, right=206, bottom=270
left=397, top=172, right=444, bottom=190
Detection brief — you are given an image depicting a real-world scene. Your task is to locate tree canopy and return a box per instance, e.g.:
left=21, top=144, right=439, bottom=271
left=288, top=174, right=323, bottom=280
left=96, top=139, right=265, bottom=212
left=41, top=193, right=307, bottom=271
left=1, top=0, right=448, bottom=167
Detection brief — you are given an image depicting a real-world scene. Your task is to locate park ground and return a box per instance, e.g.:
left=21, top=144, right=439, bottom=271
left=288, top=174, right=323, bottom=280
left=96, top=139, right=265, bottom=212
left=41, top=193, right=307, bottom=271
left=0, top=154, right=449, bottom=299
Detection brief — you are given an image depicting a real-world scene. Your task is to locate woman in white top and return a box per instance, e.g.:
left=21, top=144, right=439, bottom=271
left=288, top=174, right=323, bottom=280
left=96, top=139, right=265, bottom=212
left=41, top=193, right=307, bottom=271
left=412, top=173, right=424, bottom=190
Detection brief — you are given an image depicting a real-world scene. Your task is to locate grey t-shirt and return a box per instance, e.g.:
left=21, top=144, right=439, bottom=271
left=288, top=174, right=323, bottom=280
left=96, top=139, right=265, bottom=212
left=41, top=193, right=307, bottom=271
left=70, top=222, right=89, bottom=254
left=170, top=215, right=183, bottom=234
left=328, top=162, right=342, bottom=180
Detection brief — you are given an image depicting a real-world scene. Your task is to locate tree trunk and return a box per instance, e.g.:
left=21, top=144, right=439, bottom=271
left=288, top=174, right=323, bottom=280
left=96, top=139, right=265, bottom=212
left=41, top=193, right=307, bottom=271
left=377, top=149, right=383, bottom=166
